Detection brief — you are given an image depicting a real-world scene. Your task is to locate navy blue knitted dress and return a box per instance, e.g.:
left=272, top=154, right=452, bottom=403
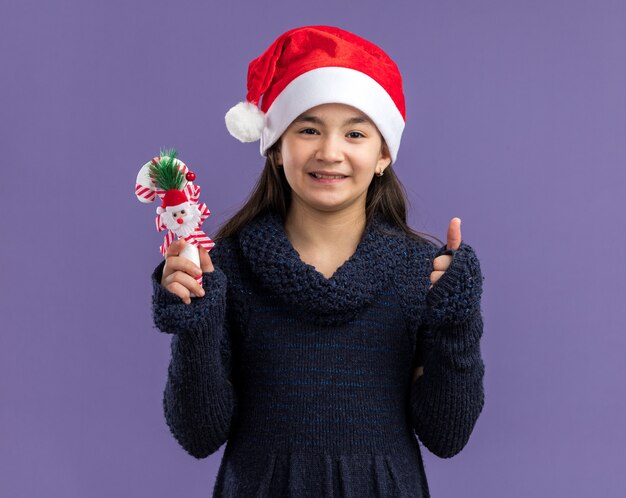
left=151, top=212, right=485, bottom=497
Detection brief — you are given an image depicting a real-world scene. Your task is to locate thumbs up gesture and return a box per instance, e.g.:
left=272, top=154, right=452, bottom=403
left=429, top=217, right=462, bottom=290
left=425, top=217, right=483, bottom=325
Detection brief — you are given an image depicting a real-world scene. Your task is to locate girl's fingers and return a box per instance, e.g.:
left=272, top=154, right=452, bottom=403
left=429, top=270, right=445, bottom=285
left=163, top=255, right=203, bottom=282
left=198, top=246, right=215, bottom=273
left=432, top=254, right=452, bottom=271
left=166, top=281, right=191, bottom=305
left=412, top=366, right=424, bottom=384
left=161, top=242, right=212, bottom=301
left=164, top=270, right=205, bottom=300
left=166, top=239, right=186, bottom=257
left=163, top=240, right=189, bottom=283
left=428, top=253, right=453, bottom=291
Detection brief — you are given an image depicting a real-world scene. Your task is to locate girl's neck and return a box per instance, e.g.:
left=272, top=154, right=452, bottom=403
left=284, top=200, right=366, bottom=278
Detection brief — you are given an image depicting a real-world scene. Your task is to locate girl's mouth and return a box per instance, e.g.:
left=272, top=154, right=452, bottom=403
left=309, top=172, right=347, bottom=180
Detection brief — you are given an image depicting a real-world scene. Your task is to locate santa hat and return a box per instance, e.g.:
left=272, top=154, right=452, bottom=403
left=156, top=189, right=189, bottom=215
left=225, top=25, right=406, bottom=164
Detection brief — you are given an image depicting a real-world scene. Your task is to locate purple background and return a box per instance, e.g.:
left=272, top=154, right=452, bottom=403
left=2, top=1, right=624, bottom=496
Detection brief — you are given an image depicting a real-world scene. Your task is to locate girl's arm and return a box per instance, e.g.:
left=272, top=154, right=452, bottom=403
left=410, top=242, right=485, bottom=458
left=152, top=260, right=237, bottom=459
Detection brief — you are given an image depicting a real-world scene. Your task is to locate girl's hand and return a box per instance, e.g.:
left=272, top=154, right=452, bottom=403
left=429, top=217, right=462, bottom=290
left=161, top=239, right=214, bottom=304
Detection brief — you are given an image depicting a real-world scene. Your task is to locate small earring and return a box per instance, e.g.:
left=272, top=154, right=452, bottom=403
left=376, top=169, right=384, bottom=177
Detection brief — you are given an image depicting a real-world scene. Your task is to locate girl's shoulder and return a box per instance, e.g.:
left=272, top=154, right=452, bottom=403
left=210, top=236, right=237, bottom=261
left=371, top=217, right=439, bottom=262
left=365, top=221, right=439, bottom=301
left=393, top=235, right=437, bottom=277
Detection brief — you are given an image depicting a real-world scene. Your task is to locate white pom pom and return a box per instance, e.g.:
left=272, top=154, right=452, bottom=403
left=156, top=206, right=165, bottom=215
left=225, top=101, right=265, bottom=142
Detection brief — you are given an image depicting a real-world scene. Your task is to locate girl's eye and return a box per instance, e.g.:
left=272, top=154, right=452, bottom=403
left=347, top=131, right=365, bottom=139
left=299, top=128, right=318, bottom=135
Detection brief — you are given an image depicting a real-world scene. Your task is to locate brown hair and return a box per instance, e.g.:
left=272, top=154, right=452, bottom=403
left=216, top=142, right=442, bottom=246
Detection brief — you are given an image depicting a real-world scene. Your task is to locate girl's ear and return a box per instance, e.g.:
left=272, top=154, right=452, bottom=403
left=377, top=142, right=392, bottom=172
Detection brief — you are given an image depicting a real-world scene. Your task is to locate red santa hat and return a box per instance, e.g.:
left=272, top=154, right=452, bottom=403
left=156, top=189, right=189, bottom=215
left=224, top=25, right=406, bottom=164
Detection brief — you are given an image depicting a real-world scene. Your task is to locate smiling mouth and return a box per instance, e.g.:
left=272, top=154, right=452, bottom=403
left=309, top=172, right=347, bottom=179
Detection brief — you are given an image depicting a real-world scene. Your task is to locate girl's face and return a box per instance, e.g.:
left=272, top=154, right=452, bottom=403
left=277, top=103, right=391, bottom=216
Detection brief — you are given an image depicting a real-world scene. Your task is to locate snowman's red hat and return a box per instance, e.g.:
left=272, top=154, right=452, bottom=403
left=156, top=189, right=188, bottom=215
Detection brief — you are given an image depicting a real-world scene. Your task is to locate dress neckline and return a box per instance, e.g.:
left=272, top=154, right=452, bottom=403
left=238, top=211, right=404, bottom=325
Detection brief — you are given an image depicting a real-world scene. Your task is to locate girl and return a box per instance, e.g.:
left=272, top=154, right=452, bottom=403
left=151, top=25, right=485, bottom=498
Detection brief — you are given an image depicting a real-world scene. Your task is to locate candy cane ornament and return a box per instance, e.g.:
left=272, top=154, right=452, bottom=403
left=135, top=149, right=215, bottom=296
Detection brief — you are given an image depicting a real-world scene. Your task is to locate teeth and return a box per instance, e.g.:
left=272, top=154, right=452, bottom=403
left=312, top=173, right=345, bottom=179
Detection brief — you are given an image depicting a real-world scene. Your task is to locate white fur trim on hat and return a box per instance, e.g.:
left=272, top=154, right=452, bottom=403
left=165, top=202, right=189, bottom=212
left=259, top=67, right=405, bottom=163
left=225, top=101, right=266, bottom=142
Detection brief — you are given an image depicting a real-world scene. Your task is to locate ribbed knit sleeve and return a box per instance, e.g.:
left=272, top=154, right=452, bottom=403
left=425, top=242, right=483, bottom=325
left=410, top=241, right=485, bottom=458
left=151, top=261, right=237, bottom=459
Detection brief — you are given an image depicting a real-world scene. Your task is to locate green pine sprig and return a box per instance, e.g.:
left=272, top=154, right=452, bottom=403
left=149, top=148, right=184, bottom=191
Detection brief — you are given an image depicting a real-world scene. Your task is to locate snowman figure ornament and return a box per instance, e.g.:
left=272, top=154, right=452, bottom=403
left=157, top=189, right=203, bottom=239
left=135, top=149, right=214, bottom=295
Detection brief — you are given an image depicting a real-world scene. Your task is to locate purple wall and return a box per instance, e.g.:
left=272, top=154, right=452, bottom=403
left=2, top=1, right=624, bottom=496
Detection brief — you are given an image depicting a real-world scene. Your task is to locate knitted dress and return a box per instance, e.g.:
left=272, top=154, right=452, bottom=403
left=151, top=212, right=485, bottom=498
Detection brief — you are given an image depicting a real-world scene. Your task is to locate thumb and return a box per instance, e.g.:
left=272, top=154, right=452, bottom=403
left=198, top=246, right=215, bottom=273
left=447, top=217, right=462, bottom=251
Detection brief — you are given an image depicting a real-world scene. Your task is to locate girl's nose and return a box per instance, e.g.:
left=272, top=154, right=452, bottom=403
left=315, top=135, right=344, bottom=163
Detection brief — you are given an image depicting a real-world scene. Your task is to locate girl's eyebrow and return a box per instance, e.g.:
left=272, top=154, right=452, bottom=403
left=293, top=115, right=373, bottom=126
